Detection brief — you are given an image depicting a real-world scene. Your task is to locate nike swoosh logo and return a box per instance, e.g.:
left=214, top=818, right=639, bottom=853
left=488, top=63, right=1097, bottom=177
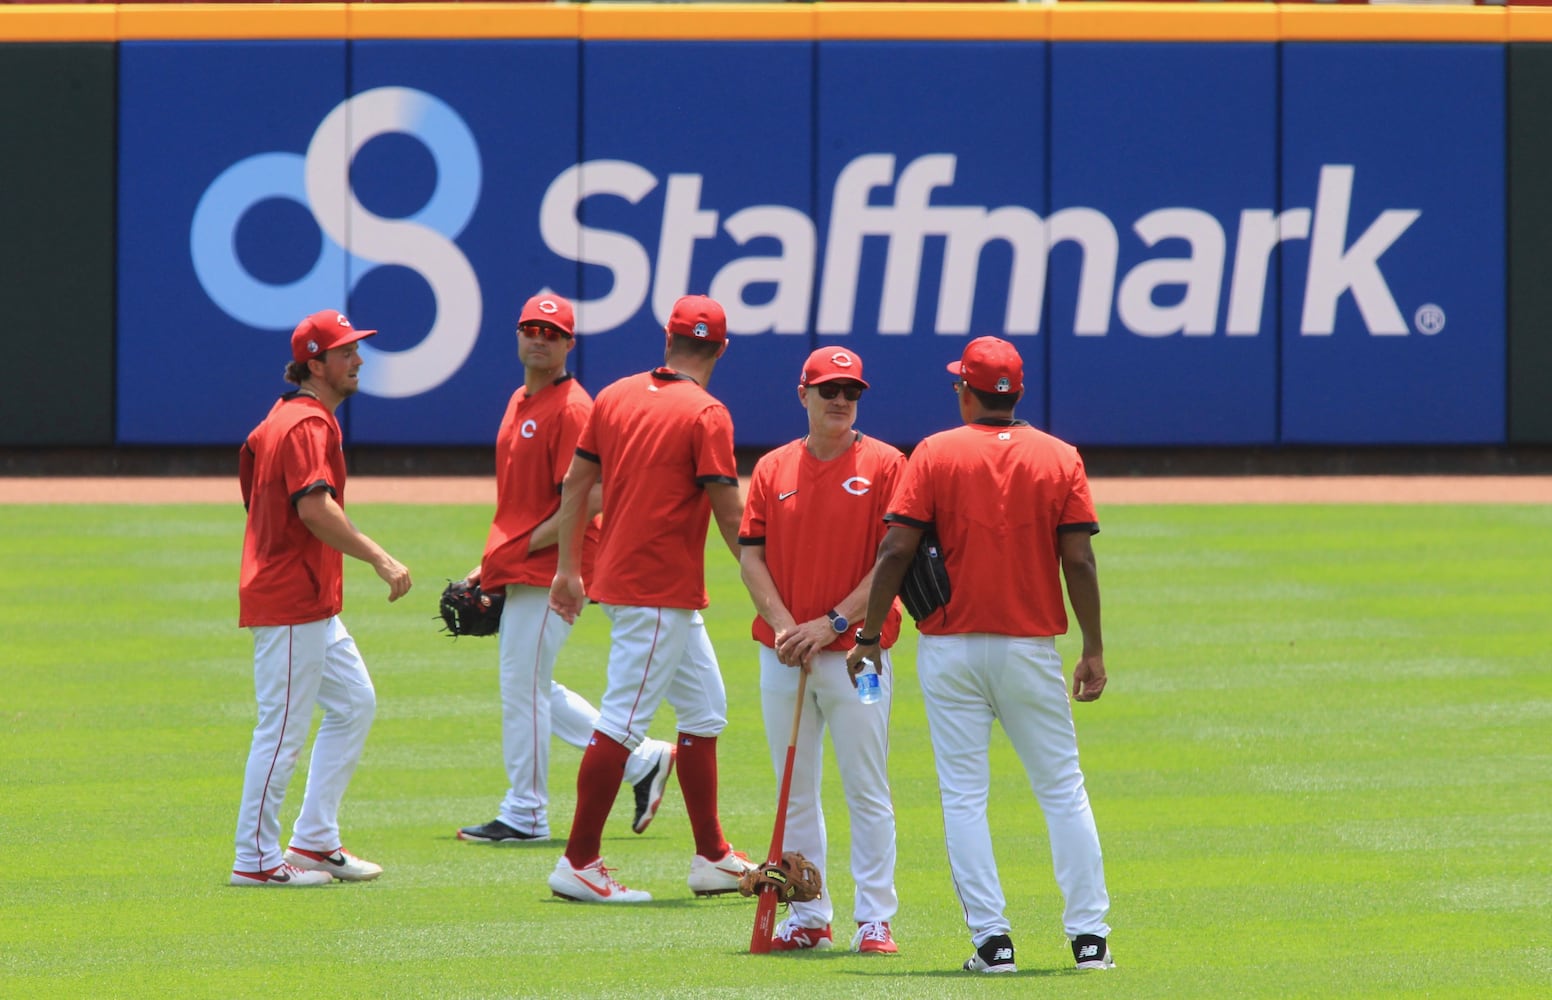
left=325, top=853, right=346, bottom=866
left=714, top=863, right=748, bottom=876
left=778, top=490, right=798, bottom=501
left=572, top=874, right=613, bottom=898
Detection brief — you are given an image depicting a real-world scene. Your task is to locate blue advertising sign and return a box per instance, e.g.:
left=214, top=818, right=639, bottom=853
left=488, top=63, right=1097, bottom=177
left=1280, top=43, right=1505, bottom=444
left=118, top=41, right=348, bottom=445
left=816, top=41, right=1048, bottom=445
left=1048, top=43, right=1278, bottom=445
left=113, top=35, right=1508, bottom=450
left=344, top=40, right=580, bottom=445
left=575, top=41, right=814, bottom=434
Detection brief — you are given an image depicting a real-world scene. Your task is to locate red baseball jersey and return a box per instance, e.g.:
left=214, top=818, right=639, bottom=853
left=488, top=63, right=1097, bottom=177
left=237, top=393, right=347, bottom=627
left=481, top=375, right=601, bottom=589
left=740, top=433, right=905, bottom=651
left=885, top=420, right=1098, bottom=638
left=577, top=368, right=737, bottom=609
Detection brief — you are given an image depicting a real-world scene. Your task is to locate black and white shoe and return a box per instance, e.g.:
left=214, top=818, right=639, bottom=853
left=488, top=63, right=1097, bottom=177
left=631, top=740, right=676, bottom=834
left=1072, top=933, right=1115, bottom=970
left=456, top=819, right=544, bottom=844
left=963, top=934, right=1017, bottom=974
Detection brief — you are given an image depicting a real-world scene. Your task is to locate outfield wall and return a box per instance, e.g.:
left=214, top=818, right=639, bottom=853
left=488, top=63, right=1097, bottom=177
left=3, top=3, right=1551, bottom=450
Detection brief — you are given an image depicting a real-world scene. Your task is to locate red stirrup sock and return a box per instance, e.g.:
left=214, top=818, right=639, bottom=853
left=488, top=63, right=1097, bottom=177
left=675, top=733, right=730, bottom=859
left=564, top=732, right=630, bottom=867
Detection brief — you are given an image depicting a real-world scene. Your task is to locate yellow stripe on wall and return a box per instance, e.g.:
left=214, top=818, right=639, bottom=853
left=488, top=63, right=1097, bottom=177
left=0, top=2, right=1529, bottom=45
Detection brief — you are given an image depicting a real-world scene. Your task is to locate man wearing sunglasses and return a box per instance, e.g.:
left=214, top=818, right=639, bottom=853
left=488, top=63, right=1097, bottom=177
left=737, top=347, right=906, bottom=953
left=455, top=293, right=677, bottom=847
left=845, top=336, right=1114, bottom=974
left=547, top=294, right=756, bottom=903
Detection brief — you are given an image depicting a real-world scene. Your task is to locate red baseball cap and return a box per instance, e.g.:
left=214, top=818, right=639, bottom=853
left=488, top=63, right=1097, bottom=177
left=947, top=336, right=1023, bottom=394
left=518, top=293, right=575, bottom=336
left=665, top=294, right=727, bottom=344
left=291, top=310, right=377, bottom=364
left=800, top=347, right=870, bottom=389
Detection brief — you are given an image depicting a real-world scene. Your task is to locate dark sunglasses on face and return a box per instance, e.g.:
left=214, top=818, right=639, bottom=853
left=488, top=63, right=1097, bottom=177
left=814, top=383, right=864, bottom=402
left=519, top=323, right=570, bottom=341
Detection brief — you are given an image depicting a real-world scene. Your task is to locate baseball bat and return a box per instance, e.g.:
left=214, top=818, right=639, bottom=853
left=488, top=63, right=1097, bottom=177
left=749, top=667, right=808, bottom=954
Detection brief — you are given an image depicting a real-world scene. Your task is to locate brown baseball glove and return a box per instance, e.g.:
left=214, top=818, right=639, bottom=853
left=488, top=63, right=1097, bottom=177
left=737, top=851, right=823, bottom=903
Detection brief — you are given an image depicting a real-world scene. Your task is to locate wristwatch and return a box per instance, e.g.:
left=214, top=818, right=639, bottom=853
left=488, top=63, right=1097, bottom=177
left=854, top=629, right=882, bottom=646
left=826, top=609, right=849, bottom=634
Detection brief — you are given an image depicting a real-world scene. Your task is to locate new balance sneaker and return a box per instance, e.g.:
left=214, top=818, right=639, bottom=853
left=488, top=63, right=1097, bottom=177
left=283, top=846, right=383, bottom=882
left=963, top=934, right=1016, bottom=973
left=548, top=856, right=651, bottom=903
left=1072, top=933, right=1115, bottom=970
left=229, top=863, right=332, bottom=888
left=851, top=920, right=898, bottom=954
left=631, top=740, right=676, bottom=834
left=771, top=919, right=833, bottom=951
left=687, top=847, right=757, bottom=897
left=456, top=818, right=544, bottom=844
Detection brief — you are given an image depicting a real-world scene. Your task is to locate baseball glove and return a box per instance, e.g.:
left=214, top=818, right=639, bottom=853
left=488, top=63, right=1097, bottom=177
left=898, top=529, right=951, bottom=621
left=737, top=851, right=823, bottom=903
left=438, top=579, right=505, bottom=637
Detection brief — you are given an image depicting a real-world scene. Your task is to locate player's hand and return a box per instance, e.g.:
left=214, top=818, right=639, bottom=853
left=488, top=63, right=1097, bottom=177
left=548, top=571, right=586, bottom=624
left=464, top=564, right=482, bottom=587
left=844, top=641, right=873, bottom=684
left=375, top=555, right=412, bottom=602
left=1072, top=652, right=1106, bottom=702
left=774, top=618, right=828, bottom=669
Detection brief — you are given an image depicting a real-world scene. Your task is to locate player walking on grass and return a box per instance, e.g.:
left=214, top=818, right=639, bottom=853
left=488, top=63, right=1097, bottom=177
left=845, top=337, right=1115, bottom=972
left=546, top=295, right=756, bottom=903
left=456, top=293, right=674, bottom=846
left=231, top=309, right=412, bottom=888
left=738, top=348, right=905, bottom=954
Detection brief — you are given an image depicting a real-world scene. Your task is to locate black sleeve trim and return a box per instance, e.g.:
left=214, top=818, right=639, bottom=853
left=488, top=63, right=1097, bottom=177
left=697, top=474, right=739, bottom=487
left=883, top=512, right=931, bottom=530
left=574, top=447, right=601, bottom=464
left=738, top=536, right=766, bottom=546
left=1059, top=521, right=1100, bottom=536
left=290, top=480, right=336, bottom=507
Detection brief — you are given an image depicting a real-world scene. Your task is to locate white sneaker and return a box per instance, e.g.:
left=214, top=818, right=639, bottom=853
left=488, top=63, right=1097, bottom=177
left=283, top=846, right=383, bottom=882
left=548, top=856, right=651, bottom=903
left=630, top=740, right=676, bottom=834
left=229, top=863, right=332, bottom=887
left=688, top=846, right=756, bottom=897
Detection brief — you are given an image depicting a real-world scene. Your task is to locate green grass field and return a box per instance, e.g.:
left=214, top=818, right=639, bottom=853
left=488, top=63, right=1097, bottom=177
left=2, top=501, right=1549, bottom=999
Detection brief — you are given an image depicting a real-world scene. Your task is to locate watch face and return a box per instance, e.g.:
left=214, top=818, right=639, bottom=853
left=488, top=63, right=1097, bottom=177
left=831, top=615, right=848, bottom=633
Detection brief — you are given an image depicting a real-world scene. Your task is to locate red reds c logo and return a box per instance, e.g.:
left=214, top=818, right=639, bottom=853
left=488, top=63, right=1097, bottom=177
left=830, top=351, right=854, bottom=368
left=539, top=299, right=559, bottom=315
left=520, top=419, right=537, bottom=439
left=842, top=476, right=871, bottom=496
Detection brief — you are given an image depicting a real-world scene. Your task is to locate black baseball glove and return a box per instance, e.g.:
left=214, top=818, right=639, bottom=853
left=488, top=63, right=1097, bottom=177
left=438, top=579, right=505, bottom=637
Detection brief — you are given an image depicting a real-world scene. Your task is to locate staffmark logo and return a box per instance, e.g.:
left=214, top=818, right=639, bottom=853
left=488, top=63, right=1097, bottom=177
left=540, top=155, right=1431, bottom=339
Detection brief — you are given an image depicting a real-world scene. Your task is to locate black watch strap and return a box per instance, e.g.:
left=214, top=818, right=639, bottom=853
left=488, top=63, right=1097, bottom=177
left=854, top=631, right=881, bottom=646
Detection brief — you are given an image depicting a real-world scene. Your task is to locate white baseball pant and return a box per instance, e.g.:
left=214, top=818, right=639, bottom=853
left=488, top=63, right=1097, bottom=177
left=235, top=616, right=375, bottom=872
left=759, top=647, right=898, bottom=928
left=593, top=605, right=727, bottom=746
left=495, top=586, right=665, bottom=836
left=916, top=633, right=1111, bottom=944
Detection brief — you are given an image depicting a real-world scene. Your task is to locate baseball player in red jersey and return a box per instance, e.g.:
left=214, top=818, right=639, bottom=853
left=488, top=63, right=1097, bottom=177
left=738, top=347, right=906, bottom=953
left=231, top=309, right=412, bottom=887
left=846, top=336, right=1114, bottom=972
left=546, top=295, right=756, bottom=903
left=456, top=293, right=675, bottom=845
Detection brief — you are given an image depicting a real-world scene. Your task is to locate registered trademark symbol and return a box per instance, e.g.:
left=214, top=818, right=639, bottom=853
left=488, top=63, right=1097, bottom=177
left=1414, top=304, right=1445, bottom=335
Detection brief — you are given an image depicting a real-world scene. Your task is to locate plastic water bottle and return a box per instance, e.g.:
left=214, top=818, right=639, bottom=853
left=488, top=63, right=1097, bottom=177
left=856, top=658, right=882, bottom=705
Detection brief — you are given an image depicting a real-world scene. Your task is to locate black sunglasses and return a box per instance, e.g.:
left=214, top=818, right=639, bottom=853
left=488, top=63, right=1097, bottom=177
left=814, top=384, right=863, bottom=402
left=519, top=323, right=570, bottom=341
